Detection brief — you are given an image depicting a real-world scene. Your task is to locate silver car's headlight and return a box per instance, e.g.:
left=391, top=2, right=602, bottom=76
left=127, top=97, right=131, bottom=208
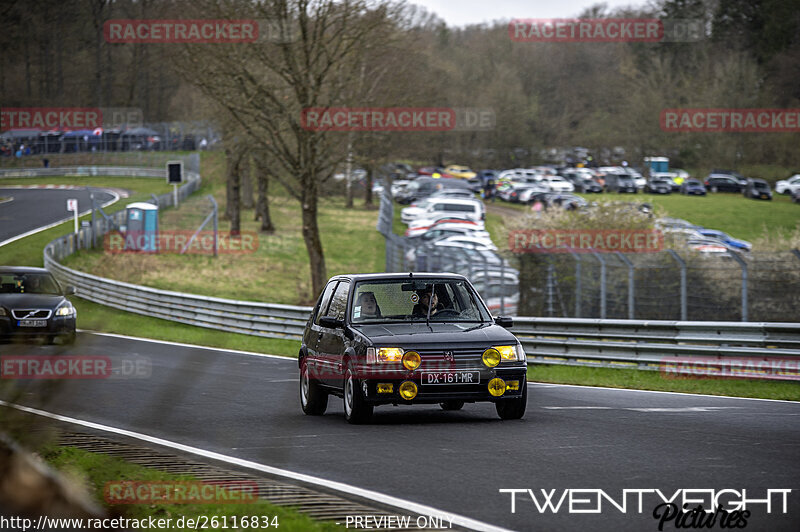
left=56, top=304, right=76, bottom=317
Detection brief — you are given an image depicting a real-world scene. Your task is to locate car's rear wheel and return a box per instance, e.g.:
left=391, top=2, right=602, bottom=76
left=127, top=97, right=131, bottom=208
left=300, top=360, right=328, bottom=415
left=496, top=381, right=527, bottom=420
left=343, top=366, right=372, bottom=424
left=439, top=400, right=464, bottom=411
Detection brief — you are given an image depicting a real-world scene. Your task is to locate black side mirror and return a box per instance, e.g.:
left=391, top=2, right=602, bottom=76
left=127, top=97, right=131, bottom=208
left=64, top=286, right=76, bottom=296
left=494, top=316, right=513, bottom=328
left=319, top=316, right=344, bottom=329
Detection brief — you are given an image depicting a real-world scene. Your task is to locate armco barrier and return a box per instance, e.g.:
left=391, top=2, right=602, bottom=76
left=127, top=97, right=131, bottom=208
left=39, top=164, right=313, bottom=341
left=513, top=317, right=800, bottom=376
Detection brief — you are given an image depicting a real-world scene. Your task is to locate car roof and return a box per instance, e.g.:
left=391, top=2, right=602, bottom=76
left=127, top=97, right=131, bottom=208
left=0, top=266, right=51, bottom=274
left=328, top=272, right=470, bottom=283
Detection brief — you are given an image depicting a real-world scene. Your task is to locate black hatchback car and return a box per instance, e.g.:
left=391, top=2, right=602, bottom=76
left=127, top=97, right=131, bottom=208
left=299, top=273, right=527, bottom=423
left=0, top=267, right=77, bottom=344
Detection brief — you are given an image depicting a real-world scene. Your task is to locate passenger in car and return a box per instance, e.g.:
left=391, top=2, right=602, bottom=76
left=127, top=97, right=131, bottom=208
left=356, top=291, right=382, bottom=318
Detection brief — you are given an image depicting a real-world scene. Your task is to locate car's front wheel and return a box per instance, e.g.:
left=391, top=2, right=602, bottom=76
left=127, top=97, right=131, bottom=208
left=343, top=366, right=372, bottom=424
left=300, top=360, right=328, bottom=415
left=496, top=382, right=527, bottom=420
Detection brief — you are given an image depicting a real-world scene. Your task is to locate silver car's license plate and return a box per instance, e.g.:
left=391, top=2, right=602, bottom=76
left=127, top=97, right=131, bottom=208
left=18, top=319, right=47, bottom=327
left=422, top=371, right=480, bottom=385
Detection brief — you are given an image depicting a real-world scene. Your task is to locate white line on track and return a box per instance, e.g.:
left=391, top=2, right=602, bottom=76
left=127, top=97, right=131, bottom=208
left=0, top=188, right=120, bottom=248
left=0, top=400, right=512, bottom=532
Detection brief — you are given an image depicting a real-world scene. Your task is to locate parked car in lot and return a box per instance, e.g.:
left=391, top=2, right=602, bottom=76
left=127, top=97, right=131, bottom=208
left=413, top=225, right=492, bottom=243
left=775, top=174, right=800, bottom=195
left=470, top=270, right=520, bottom=317
left=604, top=173, right=638, bottom=193
left=394, top=176, right=472, bottom=204
left=444, top=165, right=477, bottom=179
left=645, top=179, right=672, bottom=194
left=0, top=267, right=77, bottom=344
left=743, top=178, right=772, bottom=200
left=568, top=176, right=603, bottom=193
left=540, top=175, right=575, bottom=192
left=680, top=179, right=707, bottom=195
left=792, top=188, right=800, bottom=203
left=299, top=273, right=527, bottom=423
left=696, top=229, right=752, bottom=252
left=401, top=198, right=484, bottom=225
left=404, top=218, right=486, bottom=238
left=705, top=174, right=745, bottom=193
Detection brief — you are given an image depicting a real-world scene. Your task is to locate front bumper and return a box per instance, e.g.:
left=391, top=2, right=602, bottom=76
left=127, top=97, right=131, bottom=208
left=354, top=365, right=527, bottom=405
left=0, top=315, right=76, bottom=341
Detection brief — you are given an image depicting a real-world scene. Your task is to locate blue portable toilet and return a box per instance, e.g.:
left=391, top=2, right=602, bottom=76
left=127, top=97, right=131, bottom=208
left=125, top=202, right=159, bottom=252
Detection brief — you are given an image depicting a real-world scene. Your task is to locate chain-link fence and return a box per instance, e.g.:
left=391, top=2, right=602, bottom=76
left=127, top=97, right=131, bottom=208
left=378, top=185, right=800, bottom=322
left=516, top=249, right=800, bottom=322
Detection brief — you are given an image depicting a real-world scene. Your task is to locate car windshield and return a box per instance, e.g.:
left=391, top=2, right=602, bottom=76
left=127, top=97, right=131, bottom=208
left=351, top=278, right=492, bottom=323
left=0, top=272, right=61, bottom=295
left=753, top=182, right=769, bottom=189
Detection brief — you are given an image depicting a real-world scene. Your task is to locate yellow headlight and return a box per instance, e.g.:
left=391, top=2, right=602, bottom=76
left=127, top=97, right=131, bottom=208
left=399, top=381, right=418, bottom=400
left=482, top=348, right=501, bottom=367
left=488, top=377, right=506, bottom=397
left=376, top=347, right=403, bottom=363
left=495, top=345, right=516, bottom=361
left=402, top=351, right=421, bottom=370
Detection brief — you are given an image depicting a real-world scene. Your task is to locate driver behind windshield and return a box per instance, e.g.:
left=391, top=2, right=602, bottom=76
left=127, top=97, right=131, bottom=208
left=412, top=287, right=445, bottom=317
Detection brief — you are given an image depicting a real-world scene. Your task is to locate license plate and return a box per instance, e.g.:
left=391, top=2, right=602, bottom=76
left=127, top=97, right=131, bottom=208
left=18, top=319, right=47, bottom=327
left=422, top=371, right=480, bottom=385
left=761, top=195, right=768, bottom=198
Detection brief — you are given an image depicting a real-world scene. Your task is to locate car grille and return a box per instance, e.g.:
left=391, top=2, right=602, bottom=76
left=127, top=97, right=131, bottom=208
left=415, top=347, right=488, bottom=370
left=11, top=309, right=52, bottom=320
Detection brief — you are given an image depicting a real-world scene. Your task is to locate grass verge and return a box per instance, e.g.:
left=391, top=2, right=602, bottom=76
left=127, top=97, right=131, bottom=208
left=42, top=446, right=342, bottom=532
left=528, top=364, right=800, bottom=401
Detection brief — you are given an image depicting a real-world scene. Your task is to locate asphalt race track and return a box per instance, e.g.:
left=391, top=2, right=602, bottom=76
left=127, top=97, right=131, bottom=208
left=0, top=187, right=117, bottom=245
left=2, top=334, right=798, bottom=531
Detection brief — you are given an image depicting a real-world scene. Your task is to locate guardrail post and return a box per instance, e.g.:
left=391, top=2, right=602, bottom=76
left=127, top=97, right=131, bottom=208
left=545, top=258, right=555, bottom=317
left=667, top=250, right=687, bottom=321
left=593, top=252, right=607, bottom=319
left=209, top=195, right=218, bottom=257
left=616, top=252, right=635, bottom=320
left=90, top=189, right=96, bottom=248
left=499, top=257, right=506, bottom=315
left=570, top=251, right=581, bottom=318
left=727, top=250, right=748, bottom=321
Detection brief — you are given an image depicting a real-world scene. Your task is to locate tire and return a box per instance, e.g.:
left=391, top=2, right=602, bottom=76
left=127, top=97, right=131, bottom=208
left=300, top=360, right=328, bottom=415
left=496, top=381, right=527, bottom=420
left=343, top=366, right=372, bottom=424
left=439, top=400, right=465, bottom=411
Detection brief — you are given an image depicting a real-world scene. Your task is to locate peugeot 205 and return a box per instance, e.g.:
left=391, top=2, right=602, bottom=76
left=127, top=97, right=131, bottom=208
left=298, top=273, right=527, bottom=423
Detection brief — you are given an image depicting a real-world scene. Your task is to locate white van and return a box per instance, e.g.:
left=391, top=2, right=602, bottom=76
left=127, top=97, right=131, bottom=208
left=401, top=198, right=485, bottom=225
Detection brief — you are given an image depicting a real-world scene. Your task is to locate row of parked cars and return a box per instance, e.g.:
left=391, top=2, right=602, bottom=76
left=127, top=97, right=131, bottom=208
left=396, top=187, right=519, bottom=315
left=657, top=217, right=753, bottom=254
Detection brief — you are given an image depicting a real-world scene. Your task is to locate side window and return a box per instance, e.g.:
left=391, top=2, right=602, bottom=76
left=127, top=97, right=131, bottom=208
left=325, top=281, right=351, bottom=321
left=314, top=281, right=338, bottom=325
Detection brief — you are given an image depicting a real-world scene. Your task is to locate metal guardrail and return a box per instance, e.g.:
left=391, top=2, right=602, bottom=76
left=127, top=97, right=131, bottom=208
left=513, top=317, right=800, bottom=378
left=0, top=166, right=169, bottom=178
left=40, top=165, right=313, bottom=342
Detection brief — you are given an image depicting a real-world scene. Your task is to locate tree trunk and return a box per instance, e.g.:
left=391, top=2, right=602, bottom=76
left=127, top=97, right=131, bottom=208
left=301, top=180, right=327, bottom=300
left=225, top=147, right=242, bottom=235
left=364, top=163, right=374, bottom=208
left=253, top=155, right=275, bottom=233
left=240, top=154, right=255, bottom=209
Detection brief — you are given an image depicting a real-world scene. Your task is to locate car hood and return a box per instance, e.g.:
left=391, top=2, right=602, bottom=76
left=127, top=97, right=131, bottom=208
left=352, top=322, right=517, bottom=347
left=0, top=293, right=65, bottom=310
